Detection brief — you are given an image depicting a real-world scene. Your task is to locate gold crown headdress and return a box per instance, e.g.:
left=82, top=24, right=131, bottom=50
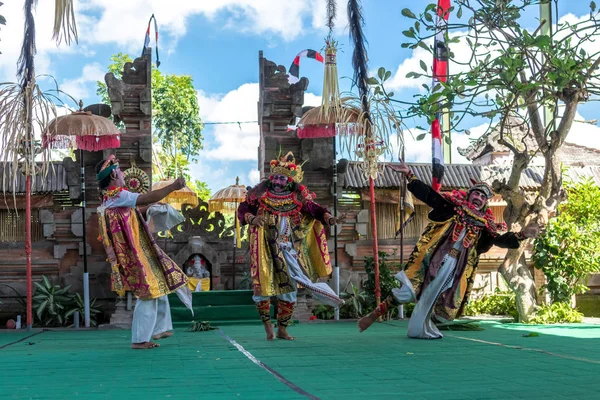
left=269, top=151, right=304, bottom=183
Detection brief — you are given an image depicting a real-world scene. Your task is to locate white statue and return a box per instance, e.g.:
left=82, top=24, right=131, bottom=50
left=185, top=254, right=210, bottom=291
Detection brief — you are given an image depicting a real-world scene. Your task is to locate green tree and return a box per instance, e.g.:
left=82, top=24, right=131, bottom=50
left=152, top=139, right=211, bottom=201
left=533, top=179, right=600, bottom=303
left=97, top=53, right=208, bottom=198
left=371, top=1, right=600, bottom=321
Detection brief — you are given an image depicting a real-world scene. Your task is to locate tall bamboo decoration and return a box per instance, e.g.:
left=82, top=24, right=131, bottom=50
left=0, top=0, right=78, bottom=331
left=20, top=0, right=37, bottom=332
left=296, top=0, right=351, bottom=320
left=347, top=0, right=381, bottom=307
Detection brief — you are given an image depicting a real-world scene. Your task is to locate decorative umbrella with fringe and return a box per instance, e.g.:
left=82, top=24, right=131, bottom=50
left=42, top=101, right=121, bottom=151
left=151, top=179, right=199, bottom=211
left=208, top=177, right=247, bottom=289
left=42, top=100, right=121, bottom=329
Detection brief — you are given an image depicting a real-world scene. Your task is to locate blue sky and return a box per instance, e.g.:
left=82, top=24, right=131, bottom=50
left=1, top=0, right=598, bottom=194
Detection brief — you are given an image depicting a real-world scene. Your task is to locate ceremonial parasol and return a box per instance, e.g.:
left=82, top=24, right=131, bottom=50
left=43, top=100, right=121, bottom=328
left=151, top=178, right=199, bottom=211
left=208, top=177, right=247, bottom=289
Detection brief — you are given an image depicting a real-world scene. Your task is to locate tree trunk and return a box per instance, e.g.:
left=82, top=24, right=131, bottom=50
left=494, top=150, right=540, bottom=322
left=499, top=247, right=537, bottom=322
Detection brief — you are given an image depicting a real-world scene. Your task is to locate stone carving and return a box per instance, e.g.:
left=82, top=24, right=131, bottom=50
left=184, top=254, right=211, bottom=279
left=170, top=200, right=244, bottom=242
left=105, top=53, right=152, bottom=123
left=173, top=236, right=221, bottom=278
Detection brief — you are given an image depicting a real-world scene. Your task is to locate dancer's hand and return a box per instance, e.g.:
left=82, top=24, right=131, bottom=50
left=171, top=177, right=186, bottom=191
left=325, top=212, right=346, bottom=226
left=389, top=160, right=410, bottom=175
left=250, top=215, right=267, bottom=227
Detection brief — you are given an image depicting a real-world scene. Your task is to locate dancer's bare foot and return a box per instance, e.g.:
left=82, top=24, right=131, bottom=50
left=263, top=322, right=275, bottom=341
left=276, top=326, right=295, bottom=341
left=152, top=331, right=174, bottom=340
left=131, top=341, right=160, bottom=349
left=358, top=312, right=378, bottom=332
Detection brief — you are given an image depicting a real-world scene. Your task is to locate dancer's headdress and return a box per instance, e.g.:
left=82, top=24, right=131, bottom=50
left=269, top=152, right=304, bottom=183
left=96, top=154, right=119, bottom=181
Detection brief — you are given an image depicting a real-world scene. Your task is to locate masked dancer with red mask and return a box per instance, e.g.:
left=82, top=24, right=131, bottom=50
left=238, top=152, right=343, bottom=341
left=358, top=160, right=540, bottom=339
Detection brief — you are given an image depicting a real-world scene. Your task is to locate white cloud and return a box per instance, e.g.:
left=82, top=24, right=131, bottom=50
left=76, top=0, right=347, bottom=54
left=197, top=83, right=260, bottom=161
left=196, top=83, right=321, bottom=161
left=0, top=1, right=79, bottom=81
left=382, top=128, right=471, bottom=164
left=60, top=63, right=106, bottom=101
left=1, top=0, right=348, bottom=86
left=563, top=112, right=600, bottom=150
left=248, top=169, right=261, bottom=185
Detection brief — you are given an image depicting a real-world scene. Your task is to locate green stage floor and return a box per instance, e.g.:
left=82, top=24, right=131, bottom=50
left=1, top=320, right=599, bottom=399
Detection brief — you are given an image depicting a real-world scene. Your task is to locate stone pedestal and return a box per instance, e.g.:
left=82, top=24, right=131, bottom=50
left=109, top=298, right=133, bottom=329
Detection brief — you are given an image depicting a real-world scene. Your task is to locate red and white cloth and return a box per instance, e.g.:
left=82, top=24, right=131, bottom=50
left=431, top=0, right=451, bottom=191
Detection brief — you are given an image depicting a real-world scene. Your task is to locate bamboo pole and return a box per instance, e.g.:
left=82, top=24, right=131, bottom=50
left=333, top=136, right=340, bottom=320
left=369, top=176, right=381, bottom=307
left=26, top=175, right=32, bottom=330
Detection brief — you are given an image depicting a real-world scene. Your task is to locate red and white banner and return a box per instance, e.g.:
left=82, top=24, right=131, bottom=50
left=431, top=0, right=450, bottom=191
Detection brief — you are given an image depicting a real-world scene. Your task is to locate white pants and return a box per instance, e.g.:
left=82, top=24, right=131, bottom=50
left=131, top=296, right=173, bottom=343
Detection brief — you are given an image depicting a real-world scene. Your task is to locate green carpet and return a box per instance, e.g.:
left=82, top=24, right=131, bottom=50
left=1, top=321, right=599, bottom=399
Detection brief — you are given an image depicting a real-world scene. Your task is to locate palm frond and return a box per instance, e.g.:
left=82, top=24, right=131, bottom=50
left=326, top=0, right=337, bottom=33
left=337, top=92, right=403, bottom=180
left=52, top=0, right=78, bottom=45
left=0, top=80, right=59, bottom=199
left=17, top=0, right=37, bottom=87
left=347, top=0, right=370, bottom=115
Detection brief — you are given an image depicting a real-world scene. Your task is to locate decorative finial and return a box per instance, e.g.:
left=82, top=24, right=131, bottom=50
left=235, top=176, right=239, bottom=185
left=78, top=99, right=84, bottom=111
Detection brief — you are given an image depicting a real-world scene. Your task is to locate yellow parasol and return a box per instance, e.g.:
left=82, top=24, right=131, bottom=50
left=151, top=179, right=199, bottom=211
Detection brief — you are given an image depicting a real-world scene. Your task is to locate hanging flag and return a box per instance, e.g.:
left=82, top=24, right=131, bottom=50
left=142, top=14, right=160, bottom=67
left=288, top=49, right=324, bottom=84
left=431, top=0, right=450, bottom=191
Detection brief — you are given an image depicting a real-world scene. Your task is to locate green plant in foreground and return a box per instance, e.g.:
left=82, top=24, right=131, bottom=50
left=33, top=276, right=76, bottom=326
left=312, top=304, right=334, bottom=320
left=528, top=302, right=584, bottom=324
left=340, top=283, right=368, bottom=319
left=32, top=276, right=101, bottom=327
left=463, top=289, right=518, bottom=321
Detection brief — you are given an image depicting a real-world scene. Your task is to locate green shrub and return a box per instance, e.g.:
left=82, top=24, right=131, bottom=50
left=533, top=179, right=600, bottom=303
left=528, top=302, right=584, bottom=324
left=311, top=304, right=334, bottom=320
left=463, top=289, right=518, bottom=320
left=363, top=251, right=400, bottom=306
left=33, top=276, right=101, bottom=327
left=339, top=283, right=368, bottom=319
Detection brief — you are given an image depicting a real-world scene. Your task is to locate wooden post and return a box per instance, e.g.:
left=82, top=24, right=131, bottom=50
left=369, top=176, right=381, bottom=307
left=26, top=175, right=32, bottom=330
